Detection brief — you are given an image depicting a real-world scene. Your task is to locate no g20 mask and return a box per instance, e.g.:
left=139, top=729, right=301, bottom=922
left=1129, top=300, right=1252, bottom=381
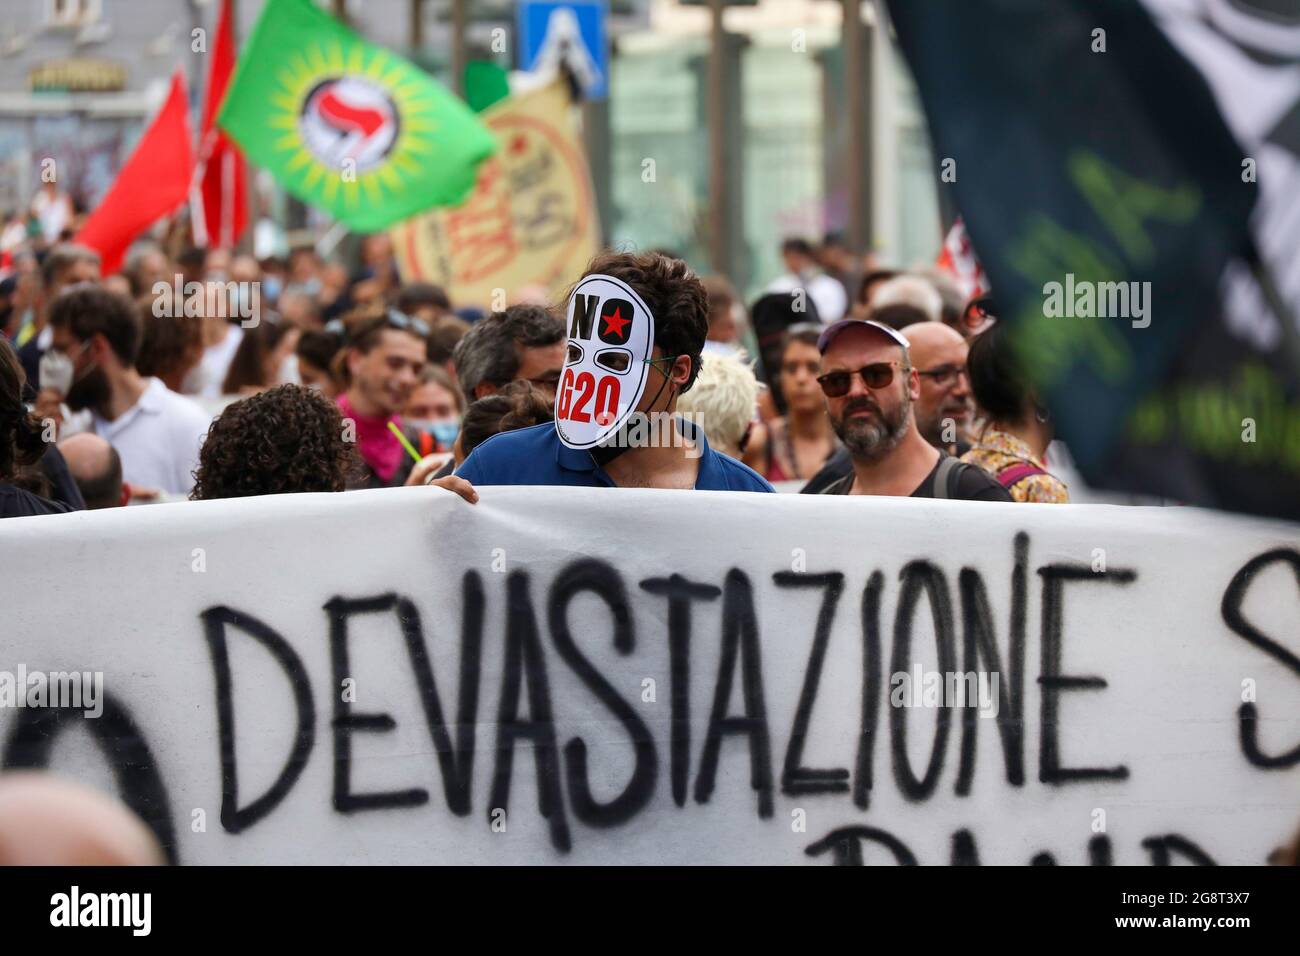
left=554, top=274, right=656, bottom=450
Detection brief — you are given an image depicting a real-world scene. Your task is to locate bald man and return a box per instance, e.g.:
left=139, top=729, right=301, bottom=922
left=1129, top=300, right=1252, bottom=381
left=58, top=432, right=126, bottom=509
left=0, top=772, right=164, bottom=865
left=905, top=321, right=973, bottom=455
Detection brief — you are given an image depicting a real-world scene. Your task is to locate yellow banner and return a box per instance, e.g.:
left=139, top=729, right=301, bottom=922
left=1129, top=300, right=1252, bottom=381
left=392, top=80, right=599, bottom=307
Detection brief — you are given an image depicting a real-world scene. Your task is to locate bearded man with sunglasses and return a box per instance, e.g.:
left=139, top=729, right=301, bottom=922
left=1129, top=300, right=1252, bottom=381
left=812, top=319, right=1010, bottom=501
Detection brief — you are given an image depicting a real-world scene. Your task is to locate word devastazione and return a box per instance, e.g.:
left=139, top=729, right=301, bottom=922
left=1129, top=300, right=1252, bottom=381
left=0, top=489, right=1295, bottom=865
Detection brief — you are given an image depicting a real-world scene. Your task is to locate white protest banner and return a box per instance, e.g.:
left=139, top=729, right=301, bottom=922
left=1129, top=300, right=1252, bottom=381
left=0, top=488, right=1296, bottom=865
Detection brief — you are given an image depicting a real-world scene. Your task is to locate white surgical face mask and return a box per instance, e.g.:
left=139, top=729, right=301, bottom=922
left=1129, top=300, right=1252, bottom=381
left=554, top=274, right=656, bottom=450
left=38, top=347, right=76, bottom=396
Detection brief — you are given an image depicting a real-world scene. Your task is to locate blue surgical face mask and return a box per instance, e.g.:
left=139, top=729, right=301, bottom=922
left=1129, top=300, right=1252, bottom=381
left=430, top=420, right=460, bottom=447
left=407, top=418, right=459, bottom=446
left=262, top=276, right=283, bottom=302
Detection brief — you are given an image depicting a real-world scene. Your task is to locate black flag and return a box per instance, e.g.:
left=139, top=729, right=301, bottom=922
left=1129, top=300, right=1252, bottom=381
left=888, top=0, right=1300, bottom=520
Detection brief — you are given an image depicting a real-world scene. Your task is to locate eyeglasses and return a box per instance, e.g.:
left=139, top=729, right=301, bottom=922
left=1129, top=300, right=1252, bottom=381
left=916, top=364, right=968, bottom=388
left=354, top=309, right=432, bottom=341
left=816, top=361, right=910, bottom=398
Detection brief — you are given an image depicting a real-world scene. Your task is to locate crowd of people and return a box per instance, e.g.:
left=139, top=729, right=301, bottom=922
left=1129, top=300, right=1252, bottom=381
left=0, top=221, right=1074, bottom=518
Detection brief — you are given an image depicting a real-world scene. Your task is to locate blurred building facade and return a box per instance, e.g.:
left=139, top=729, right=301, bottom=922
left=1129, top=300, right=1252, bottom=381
left=0, top=0, right=940, bottom=298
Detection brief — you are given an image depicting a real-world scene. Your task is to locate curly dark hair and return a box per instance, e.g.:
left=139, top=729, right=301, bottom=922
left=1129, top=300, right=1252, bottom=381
left=190, top=384, right=361, bottom=500
left=0, top=337, right=49, bottom=482
left=579, top=250, right=708, bottom=391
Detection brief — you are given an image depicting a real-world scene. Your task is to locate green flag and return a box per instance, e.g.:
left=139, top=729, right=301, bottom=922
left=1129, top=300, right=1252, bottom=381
left=218, top=0, right=495, bottom=231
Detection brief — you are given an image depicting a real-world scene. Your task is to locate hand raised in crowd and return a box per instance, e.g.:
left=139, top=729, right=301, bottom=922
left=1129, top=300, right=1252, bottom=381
left=404, top=453, right=454, bottom=489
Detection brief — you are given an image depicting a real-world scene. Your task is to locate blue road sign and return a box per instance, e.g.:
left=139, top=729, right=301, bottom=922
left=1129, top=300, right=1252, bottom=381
left=518, top=1, right=609, bottom=100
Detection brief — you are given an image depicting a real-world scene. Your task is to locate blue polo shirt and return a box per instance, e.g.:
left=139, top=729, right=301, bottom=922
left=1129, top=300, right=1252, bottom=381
left=456, top=420, right=774, bottom=492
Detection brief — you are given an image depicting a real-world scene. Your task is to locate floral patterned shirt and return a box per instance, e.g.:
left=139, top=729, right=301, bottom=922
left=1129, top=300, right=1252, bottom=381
left=960, top=429, right=1070, bottom=503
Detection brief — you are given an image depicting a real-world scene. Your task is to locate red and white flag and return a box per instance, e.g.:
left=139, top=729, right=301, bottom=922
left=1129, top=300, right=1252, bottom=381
left=76, top=69, right=195, bottom=275
left=192, top=0, right=248, bottom=249
left=936, top=216, right=991, bottom=301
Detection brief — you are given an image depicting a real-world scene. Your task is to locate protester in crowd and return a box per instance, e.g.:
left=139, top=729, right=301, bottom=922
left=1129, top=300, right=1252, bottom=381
left=456, top=251, right=773, bottom=493
left=820, top=233, right=863, bottom=309
left=259, top=255, right=288, bottom=304
left=30, top=180, right=73, bottom=245
left=675, top=349, right=758, bottom=459
left=847, top=267, right=899, bottom=319
left=334, top=308, right=429, bottom=487
left=905, top=321, right=974, bottom=455
left=0, top=772, right=165, bottom=865
left=176, top=246, right=206, bottom=289
left=40, top=285, right=211, bottom=497
left=919, top=265, right=967, bottom=329
left=871, top=302, right=932, bottom=332
left=16, top=242, right=101, bottom=388
left=221, top=318, right=301, bottom=396
left=767, top=237, right=847, bottom=323
left=395, top=282, right=453, bottom=325
left=426, top=314, right=471, bottom=374
left=403, top=364, right=465, bottom=460
left=136, top=307, right=204, bottom=393
left=960, top=322, right=1069, bottom=503
left=749, top=290, right=821, bottom=418
left=183, top=307, right=245, bottom=399
left=810, top=319, right=1011, bottom=500
left=191, top=384, right=361, bottom=498
left=58, top=432, right=126, bottom=509
left=746, top=324, right=841, bottom=483
left=701, top=275, right=741, bottom=355
left=276, top=289, right=322, bottom=329
left=296, top=327, right=343, bottom=396
left=123, top=246, right=171, bottom=299
left=0, top=337, right=71, bottom=518
left=451, top=303, right=566, bottom=402
left=800, top=317, right=973, bottom=492
left=408, top=379, right=555, bottom=486
left=286, top=244, right=323, bottom=297
left=868, top=273, right=943, bottom=325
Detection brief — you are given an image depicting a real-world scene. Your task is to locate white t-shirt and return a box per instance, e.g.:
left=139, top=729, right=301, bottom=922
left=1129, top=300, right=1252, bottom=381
left=92, top=378, right=214, bottom=496
left=767, top=271, right=848, bottom=323
left=182, top=324, right=245, bottom=399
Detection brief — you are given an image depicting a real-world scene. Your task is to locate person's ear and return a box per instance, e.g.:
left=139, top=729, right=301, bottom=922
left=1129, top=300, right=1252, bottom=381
left=474, top=380, right=496, bottom=400
left=907, top=366, right=921, bottom=400
left=119, top=482, right=131, bottom=507
left=672, top=354, right=691, bottom=386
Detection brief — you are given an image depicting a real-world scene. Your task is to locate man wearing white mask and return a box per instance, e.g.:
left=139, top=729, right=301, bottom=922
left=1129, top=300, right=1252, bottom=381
left=453, top=252, right=772, bottom=493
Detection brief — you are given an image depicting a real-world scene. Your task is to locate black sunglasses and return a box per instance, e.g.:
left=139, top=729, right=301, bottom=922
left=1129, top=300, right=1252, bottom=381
left=816, top=361, right=910, bottom=398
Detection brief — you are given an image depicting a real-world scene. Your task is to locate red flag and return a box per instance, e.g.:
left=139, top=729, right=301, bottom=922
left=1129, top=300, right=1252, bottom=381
left=76, top=69, right=194, bottom=276
left=193, top=0, right=247, bottom=248
left=935, top=216, right=991, bottom=302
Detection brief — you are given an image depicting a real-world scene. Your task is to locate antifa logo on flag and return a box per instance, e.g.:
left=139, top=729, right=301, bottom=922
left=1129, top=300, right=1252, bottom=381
left=598, top=297, right=634, bottom=345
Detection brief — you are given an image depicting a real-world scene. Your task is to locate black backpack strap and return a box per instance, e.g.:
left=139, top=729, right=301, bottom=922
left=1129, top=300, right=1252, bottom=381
left=933, top=455, right=962, bottom=499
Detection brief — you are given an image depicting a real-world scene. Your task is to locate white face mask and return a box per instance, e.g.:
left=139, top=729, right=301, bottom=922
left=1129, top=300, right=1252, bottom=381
left=554, top=274, right=656, bottom=450
left=38, top=347, right=75, bottom=397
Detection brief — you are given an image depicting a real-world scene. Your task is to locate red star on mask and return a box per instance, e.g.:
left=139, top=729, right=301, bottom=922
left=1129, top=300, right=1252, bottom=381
left=602, top=306, right=630, bottom=338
